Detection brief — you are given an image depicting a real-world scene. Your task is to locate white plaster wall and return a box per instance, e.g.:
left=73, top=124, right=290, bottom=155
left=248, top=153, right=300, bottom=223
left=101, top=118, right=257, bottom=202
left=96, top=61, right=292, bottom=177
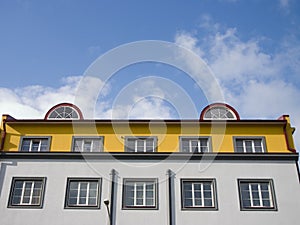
left=0, top=158, right=299, bottom=225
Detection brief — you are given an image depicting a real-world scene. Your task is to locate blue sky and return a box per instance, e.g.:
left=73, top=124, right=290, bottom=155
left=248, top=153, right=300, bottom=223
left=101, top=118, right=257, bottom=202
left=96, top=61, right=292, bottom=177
left=0, top=0, right=300, bottom=148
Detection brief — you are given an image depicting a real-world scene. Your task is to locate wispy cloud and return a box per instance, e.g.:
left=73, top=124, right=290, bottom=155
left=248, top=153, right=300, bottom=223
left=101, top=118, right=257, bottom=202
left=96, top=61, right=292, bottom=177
left=175, top=16, right=300, bottom=147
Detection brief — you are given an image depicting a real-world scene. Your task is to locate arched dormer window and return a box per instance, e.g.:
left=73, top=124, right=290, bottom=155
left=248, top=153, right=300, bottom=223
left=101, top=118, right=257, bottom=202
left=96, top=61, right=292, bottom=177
left=44, top=103, right=83, bottom=120
left=200, top=103, right=239, bottom=120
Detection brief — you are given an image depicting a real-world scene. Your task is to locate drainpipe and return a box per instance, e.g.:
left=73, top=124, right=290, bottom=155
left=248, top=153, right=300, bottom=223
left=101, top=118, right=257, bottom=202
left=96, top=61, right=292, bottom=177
left=0, top=118, right=7, bottom=151
left=110, top=169, right=118, bottom=225
left=167, top=169, right=176, bottom=225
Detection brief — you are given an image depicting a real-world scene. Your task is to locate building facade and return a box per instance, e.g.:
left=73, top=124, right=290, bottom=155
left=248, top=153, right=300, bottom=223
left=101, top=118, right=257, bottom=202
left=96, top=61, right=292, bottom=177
left=0, top=102, right=299, bottom=225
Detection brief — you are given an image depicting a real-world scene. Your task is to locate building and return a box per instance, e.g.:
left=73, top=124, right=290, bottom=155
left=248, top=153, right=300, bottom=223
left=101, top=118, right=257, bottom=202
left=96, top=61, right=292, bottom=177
left=0, top=102, right=299, bottom=225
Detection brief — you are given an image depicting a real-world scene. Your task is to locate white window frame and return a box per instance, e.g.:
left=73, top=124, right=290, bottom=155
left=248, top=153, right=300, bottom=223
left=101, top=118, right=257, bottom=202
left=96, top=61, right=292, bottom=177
left=72, top=136, right=104, bottom=152
left=238, top=179, right=277, bottom=211
left=125, top=136, right=157, bottom=152
left=123, top=178, right=158, bottom=209
left=65, top=178, right=101, bottom=209
left=181, top=179, right=217, bottom=210
left=19, top=136, right=51, bottom=152
left=8, top=177, right=46, bottom=208
left=234, top=137, right=266, bottom=153
left=180, top=136, right=211, bottom=153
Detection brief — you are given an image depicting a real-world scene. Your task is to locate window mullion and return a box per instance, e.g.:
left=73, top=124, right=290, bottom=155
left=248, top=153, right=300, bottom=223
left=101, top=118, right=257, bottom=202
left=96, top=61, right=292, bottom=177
left=211, top=183, right=214, bottom=207
left=38, top=141, right=41, bottom=152
left=91, top=140, right=94, bottom=152
left=242, top=140, right=246, bottom=153
left=261, top=141, right=264, bottom=153
left=200, top=183, right=204, bottom=207
left=29, top=182, right=34, bottom=204
left=29, top=140, right=33, bottom=152
left=191, top=183, right=195, bottom=207
left=86, top=182, right=90, bottom=205
left=20, top=182, right=26, bottom=204
left=258, top=184, right=263, bottom=207
left=249, top=184, right=253, bottom=207
left=134, top=183, right=137, bottom=206
left=143, top=183, right=146, bottom=206
left=77, top=182, right=81, bottom=205
left=134, top=140, right=138, bottom=152
left=81, top=140, right=84, bottom=152
left=251, top=140, right=255, bottom=153
left=268, top=183, right=273, bottom=207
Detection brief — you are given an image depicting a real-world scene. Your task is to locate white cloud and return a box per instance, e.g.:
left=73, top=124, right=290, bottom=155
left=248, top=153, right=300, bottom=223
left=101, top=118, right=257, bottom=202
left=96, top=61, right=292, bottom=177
left=0, top=75, right=176, bottom=120
left=174, top=19, right=300, bottom=149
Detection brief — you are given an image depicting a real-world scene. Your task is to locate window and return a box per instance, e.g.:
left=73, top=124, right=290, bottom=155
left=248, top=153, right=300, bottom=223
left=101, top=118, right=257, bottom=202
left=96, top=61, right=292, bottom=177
left=123, top=179, right=158, bottom=209
left=45, top=103, right=83, bottom=120
left=200, top=103, right=239, bottom=120
left=65, top=178, right=101, bottom=209
left=238, top=179, right=277, bottom=210
left=180, top=137, right=211, bottom=153
left=72, top=137, right=103, bottom=152
left=125, top=136, right=157, bottom=152
left=181, top=179, right=217, bottom=210
left=8, top=177, right=46, bottom=208
left=234, top=137, right=266, bottom=153
left=19, top=137, right=51, bottom=152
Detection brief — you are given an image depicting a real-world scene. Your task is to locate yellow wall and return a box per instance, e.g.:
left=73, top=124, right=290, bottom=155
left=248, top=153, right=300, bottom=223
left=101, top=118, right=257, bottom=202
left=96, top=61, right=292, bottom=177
left=1, top=120, right=294, bottom=153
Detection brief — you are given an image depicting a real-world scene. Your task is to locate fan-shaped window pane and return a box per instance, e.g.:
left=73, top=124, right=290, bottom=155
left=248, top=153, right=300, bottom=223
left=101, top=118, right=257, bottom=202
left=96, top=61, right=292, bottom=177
left=47, top=106, right=80, bottom=120
left=203, top=106, right=237, bottom=120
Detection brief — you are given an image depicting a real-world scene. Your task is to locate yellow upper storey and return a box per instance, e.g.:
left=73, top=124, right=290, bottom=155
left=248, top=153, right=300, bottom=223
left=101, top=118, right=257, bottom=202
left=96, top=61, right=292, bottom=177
left=0, top=115, right=296, bottom=153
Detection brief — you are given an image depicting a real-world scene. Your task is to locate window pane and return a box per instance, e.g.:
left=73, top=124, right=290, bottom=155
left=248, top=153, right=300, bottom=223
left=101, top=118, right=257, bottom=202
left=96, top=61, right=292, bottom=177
left=92, top=140, right=101, bottom=152
left=146, top=198, right=154, bottom=206
left=31, top=140, right=40, bottom=152
left=242, top=199, right=251, bottom=207
left=136, top=139, right=145, bottom=152
left=181, top=140, right=189, bottom=152
left=145, top=139, right=154, bottom=152
left=69, top=190, right=78, bottom=198
left=74, top=140, right=82, bottom=152
left=244, top=140, right=253, bottom=153
left=40, top=139, right=49, bottom=152
left=68, top=197, right=77, bottom=205
left=263, top=200, right=271, bottom=207
left=12, top=196, right=21, bottom=205
left=21, top=140, right=31, bottom=151
left=184, top=198, right=193, bottom=207
left=31, top=197, right=40, bottom=205
left=204, top=199, right=213, bottom=207
left=89, top=182, right=98, bottom=189
left=126, top=139, right=136, bottom=152
left=69, top=181, right=78, bottom=189
left=191, top=140, right=199, bottom=152
left=194, top=198, right=202, bottom=206
left=204, top=191, right=212, bottom=198
left=88, top=197, right=97, bottom=205
left=83, top=140, right=92, bottom=152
